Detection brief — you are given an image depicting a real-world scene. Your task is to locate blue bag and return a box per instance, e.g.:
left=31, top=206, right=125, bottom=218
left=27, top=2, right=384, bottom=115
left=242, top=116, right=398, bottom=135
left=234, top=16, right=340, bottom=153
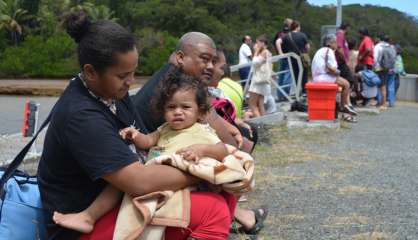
left=361, top=70, right=381, bottom=87
left=0, top=114, right=51, bottom=240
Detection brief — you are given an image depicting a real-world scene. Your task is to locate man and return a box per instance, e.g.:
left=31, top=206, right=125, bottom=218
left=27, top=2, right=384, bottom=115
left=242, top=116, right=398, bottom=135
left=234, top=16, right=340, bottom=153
left=374, top=34, right=397, bottom=109
left=358, top=27, right=374, bottom=70
left=274, top=18, right=293, bottom=101
left=133, top=32, right=243, bottom=147
left=282, top=20, right=310, bottom=93
left=238, top=35, right=253, bottom=88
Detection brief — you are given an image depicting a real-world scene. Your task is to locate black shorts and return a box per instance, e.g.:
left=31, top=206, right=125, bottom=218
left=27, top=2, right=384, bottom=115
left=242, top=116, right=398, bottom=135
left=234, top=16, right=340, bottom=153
left=338, top=63, right=354, bottom=85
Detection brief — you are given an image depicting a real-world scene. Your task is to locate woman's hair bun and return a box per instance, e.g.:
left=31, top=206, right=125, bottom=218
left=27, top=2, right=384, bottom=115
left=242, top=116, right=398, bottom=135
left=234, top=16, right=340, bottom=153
left=63, top=11, right=92, bottom=43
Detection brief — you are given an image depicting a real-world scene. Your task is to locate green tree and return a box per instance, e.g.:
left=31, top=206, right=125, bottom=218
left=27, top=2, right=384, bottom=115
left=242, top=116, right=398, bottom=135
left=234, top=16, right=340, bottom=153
left=0, top=0, right=35, bottom=45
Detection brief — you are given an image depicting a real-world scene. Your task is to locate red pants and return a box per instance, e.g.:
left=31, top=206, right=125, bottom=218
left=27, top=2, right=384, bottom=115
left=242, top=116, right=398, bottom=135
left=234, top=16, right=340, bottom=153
left=80, top=191, right=236, bottom=240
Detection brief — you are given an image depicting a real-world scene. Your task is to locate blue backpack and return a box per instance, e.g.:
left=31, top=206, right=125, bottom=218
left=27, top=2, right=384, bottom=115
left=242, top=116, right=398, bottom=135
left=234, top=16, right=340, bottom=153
left=361, top=70, right=381, bottom=87
left=0, top=114, right=50, bottom=240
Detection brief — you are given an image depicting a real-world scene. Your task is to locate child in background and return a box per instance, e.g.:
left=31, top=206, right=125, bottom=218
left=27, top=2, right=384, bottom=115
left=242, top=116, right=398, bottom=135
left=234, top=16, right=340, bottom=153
left=394, top=44, right=406, bottom=95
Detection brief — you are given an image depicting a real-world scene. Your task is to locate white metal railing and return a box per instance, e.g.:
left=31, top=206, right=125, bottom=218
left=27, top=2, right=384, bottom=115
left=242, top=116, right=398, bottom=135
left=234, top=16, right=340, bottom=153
left=230, top=52, right=303, bottom=102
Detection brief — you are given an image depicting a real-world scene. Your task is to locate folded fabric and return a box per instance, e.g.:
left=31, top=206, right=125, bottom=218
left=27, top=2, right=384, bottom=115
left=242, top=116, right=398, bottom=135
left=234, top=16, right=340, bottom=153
left=113, top=144, right=254, bottom=240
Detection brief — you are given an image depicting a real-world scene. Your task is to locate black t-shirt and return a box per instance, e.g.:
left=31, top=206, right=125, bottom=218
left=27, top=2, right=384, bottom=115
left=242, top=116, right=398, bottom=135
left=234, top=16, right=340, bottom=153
left=132, top=63, right=173, bottom=132
left=37, top=76, right=146, bottom=239
left=282, top=32, right=309, bottom=54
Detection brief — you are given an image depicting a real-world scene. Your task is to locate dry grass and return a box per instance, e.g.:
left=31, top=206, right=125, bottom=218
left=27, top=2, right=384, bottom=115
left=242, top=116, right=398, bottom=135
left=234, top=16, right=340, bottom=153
left=351, top=231, right=392, bottom=240
left=338, top=186, right=383, bottom=194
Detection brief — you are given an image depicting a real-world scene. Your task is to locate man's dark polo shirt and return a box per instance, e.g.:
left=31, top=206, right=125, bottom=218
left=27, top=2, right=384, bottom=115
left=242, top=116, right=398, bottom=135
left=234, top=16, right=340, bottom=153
left=131, top=63, right=173, bottom=132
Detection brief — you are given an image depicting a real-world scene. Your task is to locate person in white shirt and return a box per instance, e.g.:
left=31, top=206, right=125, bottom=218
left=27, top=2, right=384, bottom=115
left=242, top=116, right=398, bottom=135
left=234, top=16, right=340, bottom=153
left=311, top=34, right=357, bottom=120
left=238, top=35, right=253, bottom=87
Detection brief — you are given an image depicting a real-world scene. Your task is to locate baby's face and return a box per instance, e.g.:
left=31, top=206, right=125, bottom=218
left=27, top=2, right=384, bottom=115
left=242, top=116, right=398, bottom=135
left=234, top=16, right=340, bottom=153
left=164, top=89, right=200, bottom=130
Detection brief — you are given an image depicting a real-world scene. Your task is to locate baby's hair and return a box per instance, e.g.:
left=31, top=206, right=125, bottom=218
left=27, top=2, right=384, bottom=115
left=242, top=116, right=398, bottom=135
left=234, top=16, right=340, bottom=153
left=153, top=66, right=211, bottom=117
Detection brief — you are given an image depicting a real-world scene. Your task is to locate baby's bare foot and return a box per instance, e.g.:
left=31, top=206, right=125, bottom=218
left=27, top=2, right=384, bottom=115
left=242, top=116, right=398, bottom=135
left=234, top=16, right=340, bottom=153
left=53, top=211, right=94, bottom=233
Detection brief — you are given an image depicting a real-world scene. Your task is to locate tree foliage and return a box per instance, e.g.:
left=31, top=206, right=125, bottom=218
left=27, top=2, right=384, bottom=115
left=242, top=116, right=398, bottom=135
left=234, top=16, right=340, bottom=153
left=0, top=0, right=417, bottom=77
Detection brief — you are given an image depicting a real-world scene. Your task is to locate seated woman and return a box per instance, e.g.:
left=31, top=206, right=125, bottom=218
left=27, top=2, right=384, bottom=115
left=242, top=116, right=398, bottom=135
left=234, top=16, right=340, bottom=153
left=38, top=11, right=233, bottom=240
left=52, top=67, right=242, bottom=236
left=210, top=49, right=258, bottom=152
left=311, top=34, right=358, bottom=122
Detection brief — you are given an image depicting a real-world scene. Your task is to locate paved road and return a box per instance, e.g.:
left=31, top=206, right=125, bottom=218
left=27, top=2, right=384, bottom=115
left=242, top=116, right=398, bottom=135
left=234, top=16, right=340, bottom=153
left=0, top=95, right=57, bottom=135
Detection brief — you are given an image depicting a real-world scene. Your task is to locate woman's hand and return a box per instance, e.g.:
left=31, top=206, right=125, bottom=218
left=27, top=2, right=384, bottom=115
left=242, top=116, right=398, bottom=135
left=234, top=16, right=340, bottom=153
left=119, top=127, right=140, bottom=141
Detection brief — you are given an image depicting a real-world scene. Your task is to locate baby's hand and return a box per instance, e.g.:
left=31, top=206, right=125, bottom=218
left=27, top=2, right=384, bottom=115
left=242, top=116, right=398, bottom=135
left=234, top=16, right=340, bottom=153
left=119, top=127, right=139, bottom=141
left=176, top=145, right=204, bottom=162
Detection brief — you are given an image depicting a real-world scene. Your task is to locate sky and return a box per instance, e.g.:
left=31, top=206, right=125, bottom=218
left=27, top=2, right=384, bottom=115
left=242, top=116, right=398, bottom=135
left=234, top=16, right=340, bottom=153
left=307, top=0, right=418, bottom=17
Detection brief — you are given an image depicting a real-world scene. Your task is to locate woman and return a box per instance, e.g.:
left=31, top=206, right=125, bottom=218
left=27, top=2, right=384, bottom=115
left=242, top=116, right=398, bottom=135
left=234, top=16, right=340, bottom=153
left=38, top=11, right=233, bottom=240
left=248, top=35, right=272, bottom=117
left=311, top=34, right=357, bottom=122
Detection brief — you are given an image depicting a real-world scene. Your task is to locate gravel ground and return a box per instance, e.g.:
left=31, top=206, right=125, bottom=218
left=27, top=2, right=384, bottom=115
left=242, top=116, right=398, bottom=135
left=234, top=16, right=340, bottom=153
left=234, top=102, right=418, bottom=240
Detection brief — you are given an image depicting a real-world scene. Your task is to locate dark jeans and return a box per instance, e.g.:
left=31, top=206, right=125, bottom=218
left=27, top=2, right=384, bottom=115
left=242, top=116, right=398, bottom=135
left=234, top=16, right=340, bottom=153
left=239, top=66, right=251, bottom=89
left=395, top=74, right=400, bottom=94
left=290, top=58, right=308, bottom=94
left=277, top=59, right=292, bottom=100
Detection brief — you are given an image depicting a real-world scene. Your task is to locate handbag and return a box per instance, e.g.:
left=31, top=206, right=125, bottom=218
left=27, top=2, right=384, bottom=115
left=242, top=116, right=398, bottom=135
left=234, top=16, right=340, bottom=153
left=0, top=112, right=51, bottom=240
left=251, top=55, right=272, bottom=84
left=288, top=32, right=311, bottom=68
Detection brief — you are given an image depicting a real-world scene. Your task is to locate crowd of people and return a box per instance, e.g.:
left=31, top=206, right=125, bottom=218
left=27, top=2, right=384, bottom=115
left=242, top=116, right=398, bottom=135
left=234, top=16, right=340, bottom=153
left=238, top=19, right=406, bottom=122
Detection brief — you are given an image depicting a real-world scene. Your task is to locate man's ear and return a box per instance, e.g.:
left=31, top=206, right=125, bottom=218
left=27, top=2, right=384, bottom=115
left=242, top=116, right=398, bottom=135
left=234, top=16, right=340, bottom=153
left=175, top=50, right=185, bottom=67
left=83, top=64, right=99, bottom=83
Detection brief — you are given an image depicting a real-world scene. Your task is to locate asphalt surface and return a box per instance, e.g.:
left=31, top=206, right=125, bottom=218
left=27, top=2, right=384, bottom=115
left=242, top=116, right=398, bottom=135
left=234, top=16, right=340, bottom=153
left=0, top=95, right=57, bottom=135
left=244, top=102, right=418, bottom=239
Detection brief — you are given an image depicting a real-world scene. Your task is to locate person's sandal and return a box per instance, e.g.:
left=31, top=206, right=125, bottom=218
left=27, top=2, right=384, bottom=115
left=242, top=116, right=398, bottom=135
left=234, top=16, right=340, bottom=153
left=230, top=206, right=269, bottom=235
left=341, top=105, right=358, bottom=116
left=342, top=114, right=357, bottom=123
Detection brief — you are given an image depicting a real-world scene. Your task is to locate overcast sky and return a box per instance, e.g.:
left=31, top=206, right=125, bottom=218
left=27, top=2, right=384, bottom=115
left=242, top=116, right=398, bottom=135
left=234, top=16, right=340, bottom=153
left=307, top=0, right=418, bottom=17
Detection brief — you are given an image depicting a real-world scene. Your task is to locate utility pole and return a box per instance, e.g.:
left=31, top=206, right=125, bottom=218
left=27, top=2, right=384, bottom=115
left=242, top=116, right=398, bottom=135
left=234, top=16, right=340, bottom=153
left=336, top=0, right=342, bottom=26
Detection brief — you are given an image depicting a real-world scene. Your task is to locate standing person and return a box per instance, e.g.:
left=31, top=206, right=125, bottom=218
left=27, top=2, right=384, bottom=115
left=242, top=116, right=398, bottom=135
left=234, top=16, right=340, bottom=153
left=357, top=27, right=374, bottom=70
left=38, top=12, right=234, bottom=240
left=336, top=23, right=355, bottom=87
left=238, top=35, right=253, bottom=88
left=274, top=18, right=293, bottom=101
left=311, top=34, right=357, bottom=122
left=248, top=35, right=273, bottom=117
left=394, top=44, right=406, bottom=95
left=347, top=39, right=358, bottom=74
left=282, top=20, right=310, bottom=94
left=374, top=34, right=397, bottom=109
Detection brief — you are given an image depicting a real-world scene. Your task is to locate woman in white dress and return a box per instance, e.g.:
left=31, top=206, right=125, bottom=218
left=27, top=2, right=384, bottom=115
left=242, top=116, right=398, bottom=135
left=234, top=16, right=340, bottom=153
left=248, top=35, right=272, bottom=117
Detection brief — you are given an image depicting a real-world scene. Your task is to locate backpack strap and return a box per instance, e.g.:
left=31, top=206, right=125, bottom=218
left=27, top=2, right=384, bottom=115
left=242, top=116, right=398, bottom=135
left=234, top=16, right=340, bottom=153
left=0, top=107, right=53, bottom=198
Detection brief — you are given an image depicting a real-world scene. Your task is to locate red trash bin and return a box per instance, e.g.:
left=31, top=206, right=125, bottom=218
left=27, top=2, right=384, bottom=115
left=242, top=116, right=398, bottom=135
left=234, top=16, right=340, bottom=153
left=306, top=82, right=338, bottom=121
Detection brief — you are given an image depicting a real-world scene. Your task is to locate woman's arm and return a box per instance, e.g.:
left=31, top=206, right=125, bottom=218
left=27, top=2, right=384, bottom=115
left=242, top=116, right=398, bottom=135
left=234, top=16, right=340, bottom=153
left=103, top=163, right=199, bottom=196
left=206, top=109, right=242, bottom=148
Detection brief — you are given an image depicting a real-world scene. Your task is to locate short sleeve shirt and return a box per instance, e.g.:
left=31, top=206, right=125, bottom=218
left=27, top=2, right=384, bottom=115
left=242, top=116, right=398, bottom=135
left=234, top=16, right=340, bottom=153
left=282, top=32, right=309, bottom=54
left=239, top=44, right=252, bottom=64
left=38, top=76, right=146, bottom=239
left=358, top=36, right=374, bottom=66
left=311, top=47, right=338, bottom=83
left=155, top=123, right=220, bottom=156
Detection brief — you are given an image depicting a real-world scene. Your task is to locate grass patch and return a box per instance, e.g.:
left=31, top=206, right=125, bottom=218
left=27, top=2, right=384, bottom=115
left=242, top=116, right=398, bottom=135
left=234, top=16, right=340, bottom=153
left=338, top=186, right=383, bottom=194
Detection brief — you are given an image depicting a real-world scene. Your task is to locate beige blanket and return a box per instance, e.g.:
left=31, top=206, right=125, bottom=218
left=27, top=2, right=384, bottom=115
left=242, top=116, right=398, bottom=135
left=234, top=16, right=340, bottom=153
left=113, top=144, right=254, bottom=240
